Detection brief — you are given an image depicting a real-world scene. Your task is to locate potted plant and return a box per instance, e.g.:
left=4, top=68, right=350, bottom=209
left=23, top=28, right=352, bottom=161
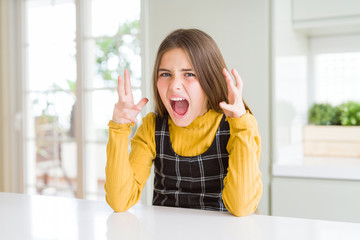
left=303, top=101, right=360, bottom=158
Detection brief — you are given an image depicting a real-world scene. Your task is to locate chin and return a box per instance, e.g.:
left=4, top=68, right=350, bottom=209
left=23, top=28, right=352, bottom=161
left=168, top=111, right=194, bottom=127
left=169, top=115, right=191, bottom=127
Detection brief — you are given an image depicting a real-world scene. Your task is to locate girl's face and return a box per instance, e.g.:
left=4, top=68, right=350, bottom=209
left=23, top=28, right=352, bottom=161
left=157, top=48, right=209, bottom=127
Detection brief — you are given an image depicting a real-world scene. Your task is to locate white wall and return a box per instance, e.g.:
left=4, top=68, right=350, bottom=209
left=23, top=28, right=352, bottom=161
left=143, top=0, right=271, bottom=214
left=272, top=0, right=308, bottom=163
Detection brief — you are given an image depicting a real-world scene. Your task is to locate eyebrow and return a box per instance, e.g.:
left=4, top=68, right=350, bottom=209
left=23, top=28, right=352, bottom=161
left=158, top=68, right=194, bottom=72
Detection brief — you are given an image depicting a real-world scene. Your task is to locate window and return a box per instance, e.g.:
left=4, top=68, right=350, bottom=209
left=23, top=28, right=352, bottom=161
left=273, top=32, right=360, bottom=179
left=310, top=35, right=360, bottom=105
left=24, top=0, right=141, bottom=199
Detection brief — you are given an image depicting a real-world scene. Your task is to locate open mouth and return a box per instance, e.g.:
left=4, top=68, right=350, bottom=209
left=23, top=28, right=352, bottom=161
left=170, top=97, right=189, bottom=116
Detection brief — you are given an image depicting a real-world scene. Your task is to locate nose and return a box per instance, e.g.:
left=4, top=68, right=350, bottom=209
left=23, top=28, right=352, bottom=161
left=169, top=74, right=182, bottom=90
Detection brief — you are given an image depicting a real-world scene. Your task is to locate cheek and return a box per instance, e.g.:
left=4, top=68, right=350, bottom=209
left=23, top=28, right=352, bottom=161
left=156, top=80, right=163, bottom=94
left=157, top=80, right=168, bottom=99
left=188, top=81, right=207, bottom=103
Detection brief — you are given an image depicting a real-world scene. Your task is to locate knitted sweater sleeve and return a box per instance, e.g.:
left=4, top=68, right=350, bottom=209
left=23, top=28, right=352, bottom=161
left=105, top=113, right=156, bottom=212
left=222, top=112, right=263, bottom=217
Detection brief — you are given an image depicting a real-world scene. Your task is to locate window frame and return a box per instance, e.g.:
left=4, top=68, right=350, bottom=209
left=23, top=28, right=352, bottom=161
left=308, top=34, right=360, bottom=107
left=4, top=0, right=149, bottom=200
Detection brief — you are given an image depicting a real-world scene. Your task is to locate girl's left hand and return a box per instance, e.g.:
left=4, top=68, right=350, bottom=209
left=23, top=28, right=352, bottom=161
left=219, top=68, right=247, bottom=118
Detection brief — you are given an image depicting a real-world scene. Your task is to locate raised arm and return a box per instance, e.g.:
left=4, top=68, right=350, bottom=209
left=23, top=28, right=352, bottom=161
left=105, top=69, right=152, bottom=212
left=219, top=68, right=263, bottom=217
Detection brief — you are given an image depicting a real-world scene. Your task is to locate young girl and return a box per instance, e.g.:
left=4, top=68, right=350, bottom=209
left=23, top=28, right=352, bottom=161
left=105, top=29, right=262, bottom=217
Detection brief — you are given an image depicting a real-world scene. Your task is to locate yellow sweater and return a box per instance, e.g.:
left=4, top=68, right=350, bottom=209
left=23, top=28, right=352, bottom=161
left=105, top=109, right=262, bottom=217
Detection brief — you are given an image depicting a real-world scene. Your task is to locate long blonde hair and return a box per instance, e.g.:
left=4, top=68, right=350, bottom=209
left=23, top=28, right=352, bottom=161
left=152, top=29, right=251, bottom=117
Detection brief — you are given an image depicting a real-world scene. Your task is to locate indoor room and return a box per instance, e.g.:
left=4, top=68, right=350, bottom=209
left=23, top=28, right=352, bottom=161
left=1, top=0, right=360, bottom=239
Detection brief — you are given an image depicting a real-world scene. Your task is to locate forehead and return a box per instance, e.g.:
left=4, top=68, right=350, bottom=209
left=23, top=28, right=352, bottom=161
left=159, top=48, right=192, bottom=68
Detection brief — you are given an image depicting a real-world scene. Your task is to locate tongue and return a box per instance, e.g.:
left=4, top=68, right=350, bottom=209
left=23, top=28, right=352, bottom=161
left=174, top=100, right=189, bottom=115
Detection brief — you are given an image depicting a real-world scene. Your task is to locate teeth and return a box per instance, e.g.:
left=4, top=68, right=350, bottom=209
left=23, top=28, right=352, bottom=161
left=171, top=98, right=185, bottom=101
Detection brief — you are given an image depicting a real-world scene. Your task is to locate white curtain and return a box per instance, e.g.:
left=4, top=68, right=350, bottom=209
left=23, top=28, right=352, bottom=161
left=0, top=0, right=22, bottom=193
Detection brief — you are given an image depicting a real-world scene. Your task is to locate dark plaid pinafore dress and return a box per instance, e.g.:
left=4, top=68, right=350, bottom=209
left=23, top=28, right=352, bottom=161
left=152, top=114, right=230, bottom=211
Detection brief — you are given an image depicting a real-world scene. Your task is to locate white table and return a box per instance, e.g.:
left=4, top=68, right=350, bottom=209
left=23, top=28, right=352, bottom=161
left=1, top=192, right=360, bottom=240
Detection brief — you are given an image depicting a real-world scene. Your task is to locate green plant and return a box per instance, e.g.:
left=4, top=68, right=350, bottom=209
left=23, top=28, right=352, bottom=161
left=338, top=101, right=360, bottom=126
left=308, top=103, right=341, bottom=125
left=95, top=20, right=140, bottom=84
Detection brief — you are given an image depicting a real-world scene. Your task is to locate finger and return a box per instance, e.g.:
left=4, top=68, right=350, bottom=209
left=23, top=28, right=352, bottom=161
left=136, top=98, right=148, bottom=111
left=124, top=69, right=132, bottom=96
left=231, top=69, right=243, bottom=90
left=117, top=75, right=125, bottom=99
left=222, top=68, right=237, bottom=92
left=219, top=101, right=235, bottom=112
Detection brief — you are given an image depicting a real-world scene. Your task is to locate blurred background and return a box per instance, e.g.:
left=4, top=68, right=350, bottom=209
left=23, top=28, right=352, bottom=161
left=1, top=0, right=360, bottom=223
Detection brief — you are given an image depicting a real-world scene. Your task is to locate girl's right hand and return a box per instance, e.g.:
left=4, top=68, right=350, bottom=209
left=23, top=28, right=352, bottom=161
left=112, top=69, right=148, bottom=124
